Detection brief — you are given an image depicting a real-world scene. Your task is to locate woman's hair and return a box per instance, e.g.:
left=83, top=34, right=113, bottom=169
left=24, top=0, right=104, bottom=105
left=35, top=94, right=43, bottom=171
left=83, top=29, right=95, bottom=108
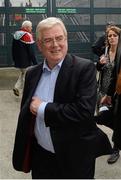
left=105, top=26, right=121, bottom=46
left=36, top=17, right=67, bottom=41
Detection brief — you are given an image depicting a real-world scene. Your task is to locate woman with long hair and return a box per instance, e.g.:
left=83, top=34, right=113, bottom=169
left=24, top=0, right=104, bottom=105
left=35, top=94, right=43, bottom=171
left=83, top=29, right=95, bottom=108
left=101, top=29, right=121, bottom=160
left=95, top=26, right=121, bottom=164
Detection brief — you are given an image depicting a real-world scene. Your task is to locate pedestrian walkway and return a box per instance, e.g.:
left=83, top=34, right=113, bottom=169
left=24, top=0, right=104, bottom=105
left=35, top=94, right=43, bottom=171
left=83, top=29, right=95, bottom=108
left=0, top=67, right=19, bottom=90
left=0, top=68, right=121, bottom=179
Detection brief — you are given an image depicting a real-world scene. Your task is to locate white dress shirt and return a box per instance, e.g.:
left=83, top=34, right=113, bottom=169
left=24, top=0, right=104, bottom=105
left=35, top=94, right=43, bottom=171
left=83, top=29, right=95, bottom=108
left=34, top=60, right=63, bottom=153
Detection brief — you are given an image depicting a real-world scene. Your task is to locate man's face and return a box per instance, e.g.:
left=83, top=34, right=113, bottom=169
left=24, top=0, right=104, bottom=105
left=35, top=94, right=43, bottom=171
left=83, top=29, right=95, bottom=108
left=26, top=25, right=32, bottom=33
left=37, top=24, right=68, bottom=69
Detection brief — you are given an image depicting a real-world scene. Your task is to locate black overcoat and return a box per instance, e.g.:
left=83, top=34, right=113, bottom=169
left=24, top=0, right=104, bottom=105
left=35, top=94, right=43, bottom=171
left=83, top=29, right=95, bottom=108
left=12, top=38, right=37, bottom=68
left=107, top=53, right=121, bottom=149
left=12, top=54, right=112, bottom=173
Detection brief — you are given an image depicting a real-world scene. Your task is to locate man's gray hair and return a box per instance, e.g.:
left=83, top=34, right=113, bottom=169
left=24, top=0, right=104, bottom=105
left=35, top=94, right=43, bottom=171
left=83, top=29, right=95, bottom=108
left=36, top=17, right=67, bottom=40
left=22, top=20, right=32, bottom=28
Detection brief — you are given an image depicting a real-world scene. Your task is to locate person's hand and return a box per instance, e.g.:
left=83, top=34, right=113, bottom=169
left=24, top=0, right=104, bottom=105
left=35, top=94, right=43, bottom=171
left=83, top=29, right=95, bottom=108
left=99, top=54, right=108, bottom=64
left=100, top=95, right=112, bottom=105
left=30, top=96, right=43, bottom=116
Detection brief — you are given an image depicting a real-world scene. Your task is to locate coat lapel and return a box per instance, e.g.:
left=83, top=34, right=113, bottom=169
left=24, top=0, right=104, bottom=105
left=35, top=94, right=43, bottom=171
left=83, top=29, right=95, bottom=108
left=54, top=54, right=73, bottom=101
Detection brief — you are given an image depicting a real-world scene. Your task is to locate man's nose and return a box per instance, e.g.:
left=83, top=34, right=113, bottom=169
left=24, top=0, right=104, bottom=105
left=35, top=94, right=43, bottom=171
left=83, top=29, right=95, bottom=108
left=52, top=39, right=58, bottom=45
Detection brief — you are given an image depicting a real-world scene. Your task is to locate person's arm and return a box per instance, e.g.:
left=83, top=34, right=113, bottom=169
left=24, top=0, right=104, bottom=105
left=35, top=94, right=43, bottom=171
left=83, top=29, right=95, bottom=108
left=96, top=54, right=108, bottom=71
left=100, top=64, right=117, bottom=105
left=21, top=32, right=38, bottom=65
left=96, top=61, right=104, bottom=71
left=27, top=43, right=37, bottom=65
left=107, top=65, right=117, bottom=97
left=92, top=35, right=106, bottom=57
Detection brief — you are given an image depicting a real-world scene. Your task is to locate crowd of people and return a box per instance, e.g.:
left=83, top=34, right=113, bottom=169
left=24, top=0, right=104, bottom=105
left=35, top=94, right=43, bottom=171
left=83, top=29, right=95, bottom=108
left=11, top=17, right=121, bottom=179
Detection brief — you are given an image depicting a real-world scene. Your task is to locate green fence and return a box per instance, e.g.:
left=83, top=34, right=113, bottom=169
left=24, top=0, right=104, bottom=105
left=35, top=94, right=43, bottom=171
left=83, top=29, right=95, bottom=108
left=0, top=0, right=121, bottom=66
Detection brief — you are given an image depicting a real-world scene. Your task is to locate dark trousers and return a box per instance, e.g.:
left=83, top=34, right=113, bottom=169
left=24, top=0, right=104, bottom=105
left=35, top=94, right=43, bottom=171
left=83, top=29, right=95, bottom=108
left=31, top=138, right=95, bottom=179
left=94, top=111, right=119, bottom=152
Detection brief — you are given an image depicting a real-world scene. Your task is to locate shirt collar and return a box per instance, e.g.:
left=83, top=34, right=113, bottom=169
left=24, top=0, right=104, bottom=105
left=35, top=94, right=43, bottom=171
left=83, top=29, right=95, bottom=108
left=43, top=59, right=64, bottom=71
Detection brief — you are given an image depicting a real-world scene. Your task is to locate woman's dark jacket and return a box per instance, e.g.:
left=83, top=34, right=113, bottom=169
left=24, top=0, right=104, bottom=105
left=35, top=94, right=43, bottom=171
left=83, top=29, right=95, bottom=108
left=107, top=42, right=121, bottom=149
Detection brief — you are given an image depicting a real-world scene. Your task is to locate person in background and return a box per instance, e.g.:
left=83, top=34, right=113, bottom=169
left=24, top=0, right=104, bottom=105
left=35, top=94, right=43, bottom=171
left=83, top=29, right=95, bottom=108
left=101, top=30, right=121, bottom=158
left=12, top=20, right=37, bottom=97
left=92, top=21, right=115, bottom=57
left=12, top=17, right=112, bottom=179
left=95, top=26, right=121, bottom=164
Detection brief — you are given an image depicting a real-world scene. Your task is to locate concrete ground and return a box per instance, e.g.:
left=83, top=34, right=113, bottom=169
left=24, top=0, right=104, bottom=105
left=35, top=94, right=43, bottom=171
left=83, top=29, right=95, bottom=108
left=0, top=68, right=121, bottom=179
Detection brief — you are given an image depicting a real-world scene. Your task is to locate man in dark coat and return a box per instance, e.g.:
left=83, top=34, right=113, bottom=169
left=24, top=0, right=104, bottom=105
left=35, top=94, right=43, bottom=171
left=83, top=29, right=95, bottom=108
left=12, top=20, right=37, bottom=96
left=12, top=17, right=112, bottom=179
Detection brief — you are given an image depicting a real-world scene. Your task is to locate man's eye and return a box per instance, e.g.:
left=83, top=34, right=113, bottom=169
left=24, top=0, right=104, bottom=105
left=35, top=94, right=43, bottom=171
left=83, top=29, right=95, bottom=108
left=44, top=39, right=52, bottom=43
left=56, top=36, right=63, bottom=41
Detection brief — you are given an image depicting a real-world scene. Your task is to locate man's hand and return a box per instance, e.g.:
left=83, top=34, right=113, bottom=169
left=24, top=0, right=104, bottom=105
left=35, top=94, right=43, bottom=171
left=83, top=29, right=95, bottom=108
left=30, top=96, right=43, bottom=116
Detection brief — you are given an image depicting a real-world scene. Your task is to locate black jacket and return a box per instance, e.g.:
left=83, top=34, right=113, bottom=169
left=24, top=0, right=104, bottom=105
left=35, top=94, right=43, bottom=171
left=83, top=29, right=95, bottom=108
left=12, top=54, right=112, bottom=173
left=92, top=35, right=106, bottom=57
left=12, top=30, right=37, bottom=68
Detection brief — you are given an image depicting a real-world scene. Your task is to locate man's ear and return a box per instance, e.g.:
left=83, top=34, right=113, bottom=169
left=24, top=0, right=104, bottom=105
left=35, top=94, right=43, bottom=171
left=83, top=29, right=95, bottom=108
left=36, top=40, right=42, bottom=52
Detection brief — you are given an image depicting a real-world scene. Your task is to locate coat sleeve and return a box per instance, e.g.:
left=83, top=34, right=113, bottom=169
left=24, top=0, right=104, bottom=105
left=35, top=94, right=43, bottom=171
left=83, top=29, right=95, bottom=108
left=26, top=43, right=37, bottom=65
left=92, top=35, right=106, bottom=57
